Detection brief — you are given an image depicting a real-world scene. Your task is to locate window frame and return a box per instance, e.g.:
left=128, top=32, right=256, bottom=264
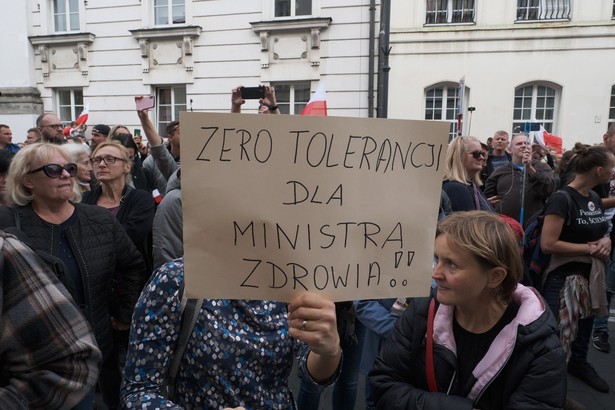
left=274, top=0, right=313, bottom=18
left=270, top=82, right=311, bottom=115
left=512, top=83, right=559, bottom=134
left=56, top=88, right=84, bottom=124
left=156, top=85, right=187, bottom=137
left=52, top=0, right=80, bottom=33
left=153, top=0, right=186, bottom=26
left=425, top=0, right=475, bottom=25
left=515, top=0, right=571, bottom=22
left=424, top=83, right=463, bottom=141
left=609, top=85, right=615, bottom=125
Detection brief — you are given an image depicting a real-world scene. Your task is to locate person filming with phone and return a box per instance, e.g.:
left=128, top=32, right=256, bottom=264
left=135, top=96, right=180, bottom=196
left=231, top=84, right=281, bottom=114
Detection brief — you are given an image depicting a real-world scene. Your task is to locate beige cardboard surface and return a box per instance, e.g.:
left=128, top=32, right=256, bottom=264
left=180, top=112, right=449, bottom=302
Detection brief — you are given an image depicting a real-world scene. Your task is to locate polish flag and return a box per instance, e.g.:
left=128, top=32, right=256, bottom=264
left=301, top=83, right=327, bottom=116
left=152, top=189, right=163, bottom=204
left=76, top=104, right=90, bottom=125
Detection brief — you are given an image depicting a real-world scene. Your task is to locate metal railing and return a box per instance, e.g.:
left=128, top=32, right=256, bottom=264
left=516, top=0, right=571, bottom=21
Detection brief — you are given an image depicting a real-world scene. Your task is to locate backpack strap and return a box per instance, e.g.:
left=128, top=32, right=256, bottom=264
left=425, top=298, right=438, bottom=392
left=166, top=280, right=203, bottom=401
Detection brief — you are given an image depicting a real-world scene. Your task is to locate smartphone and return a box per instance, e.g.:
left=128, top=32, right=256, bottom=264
left=135, top=95, right=155, bottom=110
left=241, top=86, right=265, bottom=100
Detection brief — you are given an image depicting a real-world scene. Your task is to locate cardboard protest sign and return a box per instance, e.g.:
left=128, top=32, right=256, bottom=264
left=180, top=112, right=449, bottom=301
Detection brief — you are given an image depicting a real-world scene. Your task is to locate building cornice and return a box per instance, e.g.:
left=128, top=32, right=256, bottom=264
left=28, top=32, right=95, bottom=46
left=129, top=25, right=202, bottom=40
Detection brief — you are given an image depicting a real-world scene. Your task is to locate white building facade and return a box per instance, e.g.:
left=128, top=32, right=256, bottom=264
left=2, top=0, right=380, bottom=141
left=388, top=1, right=615, bottom=147
left=1, top=1, right=614, bottom=149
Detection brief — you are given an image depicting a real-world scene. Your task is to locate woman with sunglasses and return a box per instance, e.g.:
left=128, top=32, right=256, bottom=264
left=0, top=143, right=146, bottom=410
left=442, top=136, right=494, bottom=213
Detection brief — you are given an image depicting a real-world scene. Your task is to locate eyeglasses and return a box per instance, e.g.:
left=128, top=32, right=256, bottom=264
left=469, top=150, right=487, bottom=159
left=28, top=163, right=78, bottom=178
left=91, top=155, right=127, bottom=166
left=42, top=124, right=64, bottom=130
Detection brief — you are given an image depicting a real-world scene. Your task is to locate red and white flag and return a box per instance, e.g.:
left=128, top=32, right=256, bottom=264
left=301, top=83, right=327, bottom=116
left=76, top=104, right=90, bottom=125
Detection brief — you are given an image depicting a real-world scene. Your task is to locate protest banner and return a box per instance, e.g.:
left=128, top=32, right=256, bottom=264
left=180, top=112, right=449, bottom=301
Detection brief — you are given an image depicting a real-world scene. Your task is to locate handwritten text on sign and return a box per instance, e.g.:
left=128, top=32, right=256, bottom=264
left=181, top=112, right=449, bottom=301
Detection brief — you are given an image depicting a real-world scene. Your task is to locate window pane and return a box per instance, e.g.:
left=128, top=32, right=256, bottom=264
left=296, top=0, right=312, bottom=16
left=54, top=0, right=66, bottom=31
left=70, top=13, right=79, bottom=31
left=174, top=86, right=187, bottom=120
left=159, top=88, right=172, bottom=105
left=452, top=0, right=475, bottom=23
left=172, top=0, right=185, bottom=24
left=610, top=85, right=615, bottom=120
left=55, top=0, right=66, bottom=14
left=155, top=0, right=168, bottom=25
left=275, top=0, right=291, bottom=17
left=58, top=90, right=71, bottom=106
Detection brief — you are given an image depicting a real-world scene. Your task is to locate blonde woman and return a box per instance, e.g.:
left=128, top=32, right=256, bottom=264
left=442, top=136, right=494, bottom=212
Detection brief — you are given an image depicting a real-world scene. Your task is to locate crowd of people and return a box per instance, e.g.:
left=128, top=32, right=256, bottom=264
left=0, top=89, right=613, bottom=410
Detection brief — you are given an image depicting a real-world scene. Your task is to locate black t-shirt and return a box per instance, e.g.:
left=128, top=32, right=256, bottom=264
left=453, top=302, right=520, bottom=394
left=543, top=186, right=608, bottom=244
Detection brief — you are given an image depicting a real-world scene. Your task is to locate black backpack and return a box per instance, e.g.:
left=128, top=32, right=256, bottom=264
left=522, top=190, right=572, bottom=291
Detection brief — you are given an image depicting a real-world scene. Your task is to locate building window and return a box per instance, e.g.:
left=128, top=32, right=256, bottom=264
left=512, top=84, right=557, bottom=133
left=612, top=0, right=615, bottom=18
left=56, top=89, right=83, bottom=123
left=157, top=86, right=186, bottom=136
left=425, top=85, right=461, bottom=141
left=516, top=0, right=570, bottom=21
left=53, top=0, right=79, bottom=32
left=275, top=0, right=312, bottom=17
left=425, top=0, right=475, bottom=24
left=154, top=0, right=185, bottom=25
left=609, top=85, right=615, bottom=123
left=271, top=82, right=311, bottom=115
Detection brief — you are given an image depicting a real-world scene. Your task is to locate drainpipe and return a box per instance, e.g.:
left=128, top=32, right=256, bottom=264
left=377, top=0, right=391, bottom=118
left=368, top=0, right=376, bottom=117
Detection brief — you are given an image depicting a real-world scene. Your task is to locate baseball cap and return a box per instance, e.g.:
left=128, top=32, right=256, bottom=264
left=92, top=124, right=110, bottom=136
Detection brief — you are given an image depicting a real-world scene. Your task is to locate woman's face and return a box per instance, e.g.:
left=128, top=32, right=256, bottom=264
left=463, top=140, right=485, bottom=177
left=92, top=146, right=130, bottom=184
left=76, top=153, right=92, bottom=182
left=432, top=234, right=495, bottom=308
left=24, top=152, right=75, bottom=204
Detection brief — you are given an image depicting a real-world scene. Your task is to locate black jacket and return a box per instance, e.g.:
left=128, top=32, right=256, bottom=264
left=82, top=185, right=155, bottom=277
left=369, top=285, right=566, bottom=410
left=0, top=203, right=146, bottom=359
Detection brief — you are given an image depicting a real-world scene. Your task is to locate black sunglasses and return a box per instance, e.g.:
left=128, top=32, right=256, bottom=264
left=470, top=150, right=486, bottom=159
left=28, top=163, right=78, bottom=178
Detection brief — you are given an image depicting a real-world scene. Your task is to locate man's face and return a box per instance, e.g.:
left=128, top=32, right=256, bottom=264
left=38, top=114, right=64, bottom=144
left=510, top=135, right=530, bottom=162
left=532, top=147, right=545, bottom=161
left=90, top=132, right=107, bottom=147
left=604, top=132, right=615, bottom=154
left=0, top=127, right=12, bottom=146
left=492, top=134, right=509, bottom=153
left=167, top=125, right=180, bottom=149
left=25, top=131, right=38, bottom=145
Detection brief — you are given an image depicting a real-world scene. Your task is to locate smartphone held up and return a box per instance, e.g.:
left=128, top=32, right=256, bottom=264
left=241, top=86, right=265, bottom=100
left=135, top=95, right=156, bottom=110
